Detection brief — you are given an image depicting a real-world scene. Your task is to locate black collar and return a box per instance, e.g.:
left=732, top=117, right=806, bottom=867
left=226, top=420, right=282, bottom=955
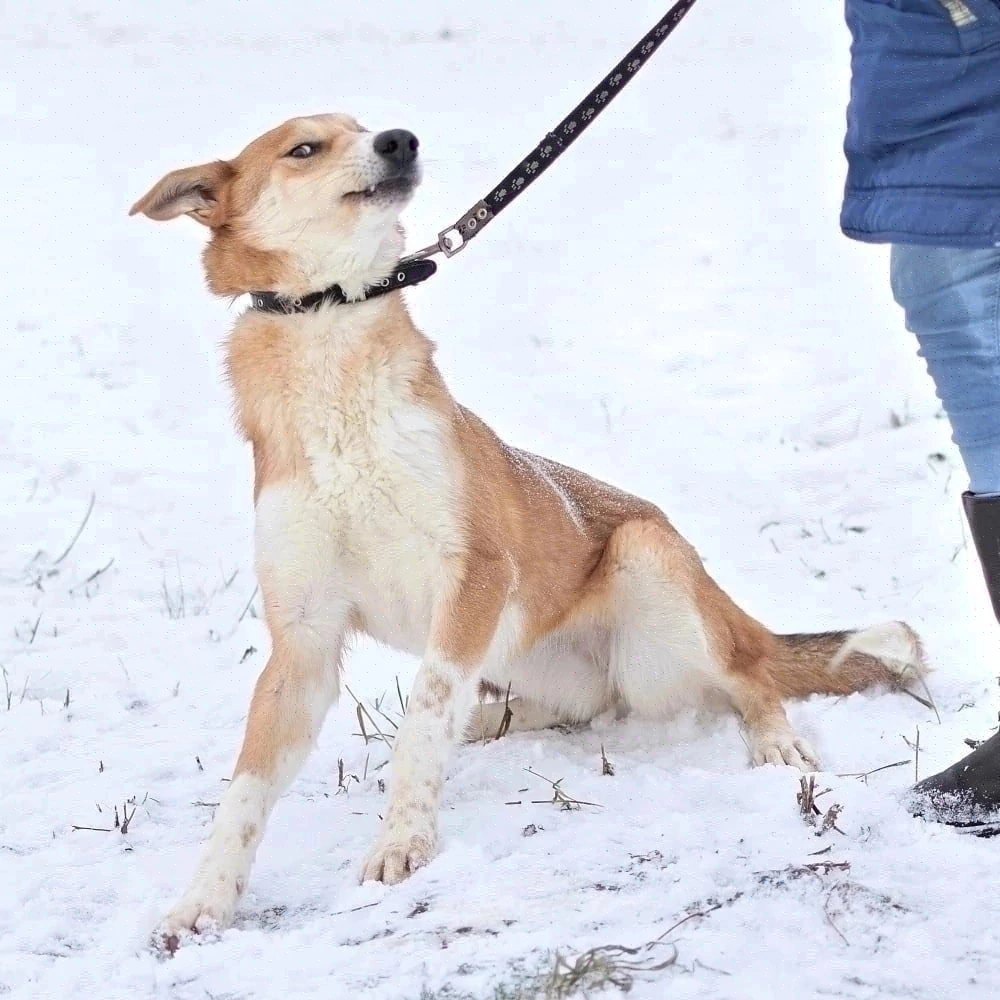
left=249, top=258, right=437, bottom=314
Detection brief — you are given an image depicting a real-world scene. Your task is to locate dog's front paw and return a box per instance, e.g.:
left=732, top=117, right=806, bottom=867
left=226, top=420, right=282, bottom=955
left=751, top=732, right=819, bottom=772
left=361, top=829, right=436, bottom=886
left=153, top=879, right=242, bottom=954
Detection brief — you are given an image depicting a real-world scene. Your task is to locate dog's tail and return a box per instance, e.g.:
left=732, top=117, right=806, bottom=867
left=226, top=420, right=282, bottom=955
left=766, top=621, right=928, bottom=701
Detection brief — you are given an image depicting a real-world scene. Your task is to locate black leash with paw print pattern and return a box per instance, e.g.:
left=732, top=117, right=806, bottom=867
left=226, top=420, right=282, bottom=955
left=404, top=0, right=701, bottom=270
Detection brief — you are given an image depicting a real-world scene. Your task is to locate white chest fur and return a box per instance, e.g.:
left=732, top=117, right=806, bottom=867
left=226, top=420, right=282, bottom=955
left=241, top=306, right=462, bottom=655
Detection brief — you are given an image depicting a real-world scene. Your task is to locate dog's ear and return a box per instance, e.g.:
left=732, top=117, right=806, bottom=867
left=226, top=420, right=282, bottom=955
left=129, top=161, right=235, bottom=226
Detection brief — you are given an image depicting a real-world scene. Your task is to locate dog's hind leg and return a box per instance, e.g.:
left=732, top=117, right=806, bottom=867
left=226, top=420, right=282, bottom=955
left=464, top=695, right=572, bottom=742
left=155, top=588, right=348, bottom=951
left=594, top=518, right=818, bottom=771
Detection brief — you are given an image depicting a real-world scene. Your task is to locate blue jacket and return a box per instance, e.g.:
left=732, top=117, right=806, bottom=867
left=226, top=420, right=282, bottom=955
left=842, top=0, right=1000, bottom=247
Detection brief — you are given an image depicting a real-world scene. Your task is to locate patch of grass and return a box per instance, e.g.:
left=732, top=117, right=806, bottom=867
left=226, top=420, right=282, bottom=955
left=420, top=935, right=682, bottom=999
left=544, top=942, right=677, bottom=997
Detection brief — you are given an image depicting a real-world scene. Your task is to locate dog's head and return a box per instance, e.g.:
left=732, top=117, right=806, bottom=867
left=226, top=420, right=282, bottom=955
left=130, top=113, right=420, bottom=299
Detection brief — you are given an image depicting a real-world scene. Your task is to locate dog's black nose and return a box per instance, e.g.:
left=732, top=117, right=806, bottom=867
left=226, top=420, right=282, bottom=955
left=373, top=129, right=419, bottom=169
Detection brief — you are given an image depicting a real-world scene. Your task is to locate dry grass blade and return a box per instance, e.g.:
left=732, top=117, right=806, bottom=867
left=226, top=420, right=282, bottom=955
left=894, top=661, right=941, bottom=724
left=345, top=683, right=394, bottom=746
left=600, top=744, right=615, bottom=777
left=495, top=682, right=513, bottom=740
left=372, top=697, right=401, bottom=733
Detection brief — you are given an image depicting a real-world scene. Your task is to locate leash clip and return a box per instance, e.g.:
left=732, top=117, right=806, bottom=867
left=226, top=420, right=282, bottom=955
left=437, top=225, right=467, bottom=258
left=405, top=201, right=492, bottom=263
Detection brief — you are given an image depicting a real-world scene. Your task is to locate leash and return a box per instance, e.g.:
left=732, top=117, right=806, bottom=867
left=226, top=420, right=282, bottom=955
left=252, top=0, right=700, bottom=314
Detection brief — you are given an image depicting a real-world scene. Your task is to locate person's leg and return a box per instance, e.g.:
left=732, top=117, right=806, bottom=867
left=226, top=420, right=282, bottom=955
left=890, top=244, right=1000, bottom=497
left=890, top=244, right=1000, bottom=825
left=891, top=244, right=1000, bottom=621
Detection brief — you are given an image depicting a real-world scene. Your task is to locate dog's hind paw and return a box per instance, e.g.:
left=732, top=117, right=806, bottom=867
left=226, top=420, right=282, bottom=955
left=751, top=733, right=819, bottom=772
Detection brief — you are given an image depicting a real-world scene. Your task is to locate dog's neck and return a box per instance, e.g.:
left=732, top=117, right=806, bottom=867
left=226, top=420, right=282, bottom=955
left=204, top=223, right=406, bottom=302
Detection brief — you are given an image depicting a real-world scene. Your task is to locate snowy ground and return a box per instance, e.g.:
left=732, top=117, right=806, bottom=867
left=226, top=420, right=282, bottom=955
left=3, top=2, right=999, bottom=997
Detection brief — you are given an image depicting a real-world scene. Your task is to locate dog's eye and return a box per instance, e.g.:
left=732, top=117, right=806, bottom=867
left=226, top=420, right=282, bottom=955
left=287, top=143, right=319, bottom=159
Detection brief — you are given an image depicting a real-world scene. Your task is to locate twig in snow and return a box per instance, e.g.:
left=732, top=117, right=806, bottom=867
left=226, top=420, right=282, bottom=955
left=25, top=614, right=42, bottom=644
left=117, top=800, right=137, bottom=835
left=654, top=900, right=727, bottom=942
left=798, top=774, right=821, bottom=821
left=837, top=759, right=911, bottom=784
left=237, top=584, right=259, bottom=623
left=601, top=744, right=615, bottom=777
left=824, top=889, right=849, bottom=946
left=903, top=727, right=921, bottom=782
left=525, top=767, right=601, bottom=811
left=68, top=557, right=114, bottom=595
left=797, top=775, right=844, bottom=836
left=330, top=901, right=380, bottom=918
left=818, top=802, right=844, bottom=836
left=337, top=758, right=358, bottom=795
left=799, top=557, right=826, bottom=580
left=52, top=493, right=95, bottom=566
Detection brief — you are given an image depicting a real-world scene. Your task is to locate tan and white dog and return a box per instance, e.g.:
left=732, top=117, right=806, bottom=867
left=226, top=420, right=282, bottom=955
left=131, top=113, right=925, bottom=951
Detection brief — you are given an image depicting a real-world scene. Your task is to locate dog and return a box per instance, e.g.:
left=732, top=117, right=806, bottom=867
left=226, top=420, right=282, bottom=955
left=131, top=113, right=926, bottom=951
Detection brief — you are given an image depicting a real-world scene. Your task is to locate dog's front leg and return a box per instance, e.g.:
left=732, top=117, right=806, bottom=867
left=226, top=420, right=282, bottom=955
left=362, top=565, right=508, bottom=885
left=156, top=601, right=346, bottom=950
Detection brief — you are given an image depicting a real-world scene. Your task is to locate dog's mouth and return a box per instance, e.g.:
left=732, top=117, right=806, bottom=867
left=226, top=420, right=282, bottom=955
left=344, top=173, right=417, bottom=202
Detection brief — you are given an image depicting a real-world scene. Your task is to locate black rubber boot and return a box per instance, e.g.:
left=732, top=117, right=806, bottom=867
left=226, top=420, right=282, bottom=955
left=962, top=491, right=1000, bottom=624
left=908, top=492, right=1000, bottom=832
left=910, top=732, right=1000, bottom=833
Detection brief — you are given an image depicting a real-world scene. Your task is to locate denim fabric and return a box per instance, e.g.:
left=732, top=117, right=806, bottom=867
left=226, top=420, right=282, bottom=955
left=891, top=244, right=1000, bottom=493
left=843, top=0, right=1000, bottom=247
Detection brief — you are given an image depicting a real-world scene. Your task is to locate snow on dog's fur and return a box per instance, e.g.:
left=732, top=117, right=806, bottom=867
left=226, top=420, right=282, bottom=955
left=131, top=113, right=927, bottom=952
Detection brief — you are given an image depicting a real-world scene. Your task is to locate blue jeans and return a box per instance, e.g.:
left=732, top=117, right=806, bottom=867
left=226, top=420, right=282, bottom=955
left=890, top=245, right=1000, bottom=495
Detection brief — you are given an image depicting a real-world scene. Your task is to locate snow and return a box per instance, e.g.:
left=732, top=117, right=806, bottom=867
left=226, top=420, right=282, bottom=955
left=2, top=2, right=999, bottom=997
